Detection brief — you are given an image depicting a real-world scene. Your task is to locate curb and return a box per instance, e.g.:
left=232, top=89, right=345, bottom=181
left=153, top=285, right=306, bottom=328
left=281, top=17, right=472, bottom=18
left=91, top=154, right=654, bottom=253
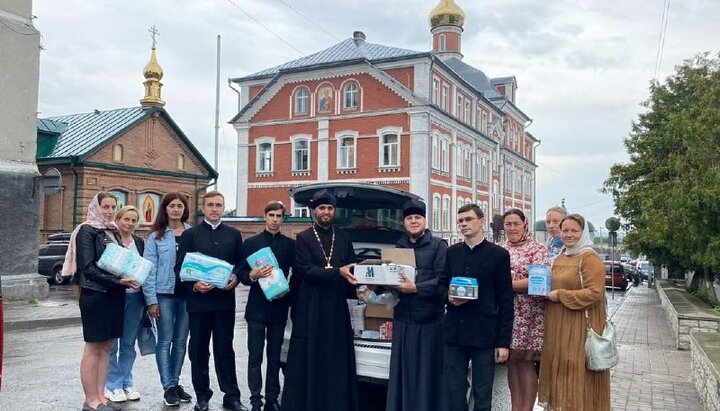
left=4, top=315, right=82, bottom=332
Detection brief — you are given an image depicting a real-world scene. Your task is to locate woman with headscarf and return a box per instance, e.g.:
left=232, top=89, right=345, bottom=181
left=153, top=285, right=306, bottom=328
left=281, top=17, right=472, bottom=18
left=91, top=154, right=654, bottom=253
left=500, top=209, right=549, bottom=411
left=63, top=192, right=140, bottom=411
left=545, top=206, right=566, bottom=261
left=537, top=213, right=610, bottom=411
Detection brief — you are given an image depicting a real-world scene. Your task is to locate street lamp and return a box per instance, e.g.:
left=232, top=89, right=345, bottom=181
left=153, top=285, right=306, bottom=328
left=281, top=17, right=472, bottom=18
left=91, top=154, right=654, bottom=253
left=605, top=217, right=621, bottom=300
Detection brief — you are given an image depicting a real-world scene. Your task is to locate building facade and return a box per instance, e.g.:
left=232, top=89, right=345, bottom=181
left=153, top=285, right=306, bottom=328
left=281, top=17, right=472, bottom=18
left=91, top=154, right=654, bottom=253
left=36, top=45, right=217, bottom=240
left=231, top=0, right=538, bottom=242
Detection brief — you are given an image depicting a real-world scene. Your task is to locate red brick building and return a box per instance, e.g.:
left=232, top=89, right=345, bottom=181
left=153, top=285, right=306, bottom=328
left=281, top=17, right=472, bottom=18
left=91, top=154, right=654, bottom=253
left=36, top=45, right=216, bottom=240
left=230, top=0, right=538, bottom=242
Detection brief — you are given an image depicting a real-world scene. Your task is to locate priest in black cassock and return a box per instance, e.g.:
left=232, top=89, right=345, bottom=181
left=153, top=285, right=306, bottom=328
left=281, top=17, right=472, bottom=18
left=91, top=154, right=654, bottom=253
left=386, top=199, right=448, bottom=411
left=281, top=189, right=359, bottom=411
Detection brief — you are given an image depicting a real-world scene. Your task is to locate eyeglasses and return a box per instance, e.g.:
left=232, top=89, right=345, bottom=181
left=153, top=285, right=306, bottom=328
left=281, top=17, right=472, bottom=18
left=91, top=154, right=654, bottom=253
left=457, top=217, right=478, bottom=225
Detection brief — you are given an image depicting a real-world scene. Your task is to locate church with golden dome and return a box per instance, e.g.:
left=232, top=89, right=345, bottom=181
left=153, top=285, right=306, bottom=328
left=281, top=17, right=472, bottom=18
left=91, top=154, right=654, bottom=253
left=230, top=0, right=538, bottom=242
left=35, top=32, right=216, bottom=243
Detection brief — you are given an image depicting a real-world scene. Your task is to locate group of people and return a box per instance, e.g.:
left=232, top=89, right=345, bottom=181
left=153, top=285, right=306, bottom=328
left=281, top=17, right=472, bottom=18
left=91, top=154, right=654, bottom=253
left=65, top=187, right=611, bottom=411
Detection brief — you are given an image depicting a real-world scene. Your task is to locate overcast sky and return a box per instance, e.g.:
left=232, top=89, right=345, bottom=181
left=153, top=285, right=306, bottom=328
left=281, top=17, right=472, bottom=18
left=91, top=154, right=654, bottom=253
left=33, top=0, right=720, bottom=227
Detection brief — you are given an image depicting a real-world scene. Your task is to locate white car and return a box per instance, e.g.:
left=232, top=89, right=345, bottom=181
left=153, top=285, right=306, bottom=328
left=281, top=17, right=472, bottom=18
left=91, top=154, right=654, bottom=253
left=280, top=182, right=422, bottom=384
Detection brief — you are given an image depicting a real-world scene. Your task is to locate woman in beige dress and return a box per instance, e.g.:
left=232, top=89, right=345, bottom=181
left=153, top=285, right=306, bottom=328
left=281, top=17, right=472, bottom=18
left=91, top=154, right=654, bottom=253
left=538, top=213, right=610, bottom=411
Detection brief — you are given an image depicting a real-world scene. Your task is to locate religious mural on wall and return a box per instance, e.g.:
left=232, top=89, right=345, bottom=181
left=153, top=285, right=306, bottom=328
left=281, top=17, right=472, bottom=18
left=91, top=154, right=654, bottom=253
left=138, top=193, right=160, bottom=225
left=317, top=84, right=334, bottom=114
left=110, top=191, right=127, bottom=209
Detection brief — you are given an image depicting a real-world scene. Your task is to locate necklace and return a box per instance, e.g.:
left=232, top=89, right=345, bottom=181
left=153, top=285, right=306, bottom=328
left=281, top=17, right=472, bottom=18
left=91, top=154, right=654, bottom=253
left=312, top=224, right=335, bottom=269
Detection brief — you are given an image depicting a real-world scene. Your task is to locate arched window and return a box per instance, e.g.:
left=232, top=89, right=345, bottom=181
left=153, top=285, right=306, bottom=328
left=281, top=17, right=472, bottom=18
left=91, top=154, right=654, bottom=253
left=292, top=137, right=310, bottom=172
left=439, top=34, right=446, bottom=52
left=343, top=82, right=359, bottom=109
left=441, top=138, right=450, bottom=172
left=432, top=194, right=441, bottom=231
left=442, top=195, right=451, bottom=231
left=177, top=154, right=185, bottom=170
left=431, top=134, right=440, bottom=169
left=338, top=135, right=356, bottom=169
left=112, top=144, right=123, bottom=162
left=257, top=140, right=273, bottom=173
left=294, top=87, right=309, bottom=115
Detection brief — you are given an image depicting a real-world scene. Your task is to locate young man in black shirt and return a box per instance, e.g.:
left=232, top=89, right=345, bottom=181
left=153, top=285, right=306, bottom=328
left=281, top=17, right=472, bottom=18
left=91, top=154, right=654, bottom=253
left=237, top=201, right=295, bottom=411
left=175, top=191, right=248, bottom=411
left=440, top=203, right=513, bottom=411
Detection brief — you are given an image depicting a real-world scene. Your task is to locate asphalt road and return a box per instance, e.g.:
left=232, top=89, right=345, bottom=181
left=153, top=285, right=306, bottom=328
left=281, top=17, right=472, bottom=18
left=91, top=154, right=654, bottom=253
left=1, top=285, right=630, bottom=410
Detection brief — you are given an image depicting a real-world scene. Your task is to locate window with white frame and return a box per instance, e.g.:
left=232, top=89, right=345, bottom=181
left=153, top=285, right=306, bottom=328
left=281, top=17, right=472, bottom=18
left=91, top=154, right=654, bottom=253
left=292, top=200, right=309, bottom=217
left=439, top=34, right=446, bottom=51
left=292, top=138, right=310, bottom=171
left=456, top=95, right=463, bottom=119
left=343, top=82, right=359, bottom=109
left=433, top=194, right=441, bottom=231
left=338, top=135, right=356, bottom=169
left=455, top=145, right=463, bottom=177
left=442, top=196, right=451, bottom=231
left=432, top=78, right=440, bottom=105
left=294, top=88, right=309, bottom=115
left=257, top=140, right=273, bottom=172
left=482, top=201, right=490, bottom=230
left=463, top=148, right=471, bottom=178
left=481, top=156, right=489, bottom=183
left=465, top=100, right=472, bottom=124
left=380, top=133, right=400, bottom=167
left=441, top=138, right=450, bottom=172
left=493, top=181, right=500, bottom=209
left=482, top=112, right=488, bottom=134
left=431, top=134, right=440, bottom=169
left=442, top=85, right=449, bottom=111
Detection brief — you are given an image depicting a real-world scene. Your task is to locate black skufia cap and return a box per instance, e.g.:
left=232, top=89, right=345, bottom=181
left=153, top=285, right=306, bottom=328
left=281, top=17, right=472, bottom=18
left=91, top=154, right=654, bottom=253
left=310, top=189, right=337, bottom=208
left=403, top=199, right=426, bottom=218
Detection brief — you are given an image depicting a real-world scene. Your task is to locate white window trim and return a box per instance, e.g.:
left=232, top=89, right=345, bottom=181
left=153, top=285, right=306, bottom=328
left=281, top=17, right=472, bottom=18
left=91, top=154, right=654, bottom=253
left=441, top=137, right=450, bottom=172
left=442, top=195, right=451, bottom=232
left=255, top=137, right=275, bottom=173
left=432, top=77, right=440, bottom=105
left=341, top=79, right=360, bottom=110
left=442, top=84, right=450, bottom=111
left=432, top=194, right=441, bottom=231
left=377, top=126, right=402, bottom=168
left=335, top=130, right=358, bottom=170
left=290, top=134, right=312, bottom=172
left=292, top=86, right=310, bottom=116
left=431, top=133, right=441, bottom=170
left=291, top=198, right=310, bottom=218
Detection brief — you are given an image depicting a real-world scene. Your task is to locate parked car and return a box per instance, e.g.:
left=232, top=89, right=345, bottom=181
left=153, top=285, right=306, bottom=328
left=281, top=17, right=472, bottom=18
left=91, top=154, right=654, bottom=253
left=38, top=240, right=70, bottom=284
left=603, top=261, right=628, bottom=291
left=282, top=182, right=422, bottom=384
left=622, top=262, right=642, bottom=286
left=637, top=260, right=653, bottom=281
left=47, top=232, right=72, bottom=242
left=1, top=274, right=4, bottom=389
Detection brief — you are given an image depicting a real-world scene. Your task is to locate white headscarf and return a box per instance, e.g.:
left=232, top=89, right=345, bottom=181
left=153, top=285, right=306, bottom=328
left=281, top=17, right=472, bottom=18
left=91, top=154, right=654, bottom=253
left=562, top=215, right=594, bottom=256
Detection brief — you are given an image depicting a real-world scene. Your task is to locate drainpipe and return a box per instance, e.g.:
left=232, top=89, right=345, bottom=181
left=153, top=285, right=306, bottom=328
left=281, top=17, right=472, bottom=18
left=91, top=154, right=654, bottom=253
left=70, top=156, right=79, bottom=228
left=533, top=139, right=541, bottom=240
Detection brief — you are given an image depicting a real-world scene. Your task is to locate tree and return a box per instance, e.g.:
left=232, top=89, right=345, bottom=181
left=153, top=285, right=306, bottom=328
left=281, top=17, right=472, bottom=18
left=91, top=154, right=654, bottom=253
left=604, top=53, right=720, bottom=294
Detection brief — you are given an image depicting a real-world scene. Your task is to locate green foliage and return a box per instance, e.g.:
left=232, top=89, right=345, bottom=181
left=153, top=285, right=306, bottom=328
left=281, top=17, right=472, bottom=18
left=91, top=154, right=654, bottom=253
left=604, top=53, right=720, bottom=277
left=28, top=298, right=38, bottom=305
left=691, top=288, right=710, bottom=304
left=714, top=305, right=720, bottom=315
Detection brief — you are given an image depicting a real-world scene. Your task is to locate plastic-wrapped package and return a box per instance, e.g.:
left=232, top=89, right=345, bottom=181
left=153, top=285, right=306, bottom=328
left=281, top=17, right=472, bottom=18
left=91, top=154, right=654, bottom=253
left=246, top=247, right=290, bottom=300
left=180, top=252, right=233, bottom=288
left=97, top=243, right=153, bottom=285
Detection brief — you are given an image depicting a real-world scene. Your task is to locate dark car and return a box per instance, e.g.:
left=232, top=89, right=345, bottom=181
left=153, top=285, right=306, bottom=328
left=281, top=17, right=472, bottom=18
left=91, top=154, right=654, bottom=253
left=47, top=232, right=72, bottom=242
left=38, top=241, right=70, bottom=284
left=1, top=274, right=4, bottom=388
left=603, top=261, right=627, bottom=291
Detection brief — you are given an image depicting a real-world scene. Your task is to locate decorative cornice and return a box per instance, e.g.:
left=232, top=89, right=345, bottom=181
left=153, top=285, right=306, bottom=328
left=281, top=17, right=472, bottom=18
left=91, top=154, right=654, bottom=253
left=248, top=177, right=410, bottom=189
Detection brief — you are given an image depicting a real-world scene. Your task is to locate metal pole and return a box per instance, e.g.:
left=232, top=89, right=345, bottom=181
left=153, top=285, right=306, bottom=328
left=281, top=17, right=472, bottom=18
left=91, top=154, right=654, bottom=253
left=610, top=234, right=615, bottom=299
left=214, top=34, right=221, bottom=190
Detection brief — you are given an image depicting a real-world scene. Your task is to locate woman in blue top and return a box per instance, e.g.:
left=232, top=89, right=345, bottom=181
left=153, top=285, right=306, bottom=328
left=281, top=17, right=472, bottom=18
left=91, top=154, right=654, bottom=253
left=143, top=193, right=193, bottom=406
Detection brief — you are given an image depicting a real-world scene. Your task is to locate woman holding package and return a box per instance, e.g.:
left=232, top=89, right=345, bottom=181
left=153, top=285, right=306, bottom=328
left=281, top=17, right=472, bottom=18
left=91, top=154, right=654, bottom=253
left=500, top=209, right=549, bottom=411
left=105, top=206, right=146, bottom=403
left=538, top=213, right=610, bottom=411
left=63, top=192, right=140, bottom=411
left=142, top=193, right=193, bottom=406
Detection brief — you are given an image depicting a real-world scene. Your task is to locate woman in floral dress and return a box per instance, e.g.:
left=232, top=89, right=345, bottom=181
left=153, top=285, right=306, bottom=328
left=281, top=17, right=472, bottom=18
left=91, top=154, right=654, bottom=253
left=501, top=209, right=550, bottom=411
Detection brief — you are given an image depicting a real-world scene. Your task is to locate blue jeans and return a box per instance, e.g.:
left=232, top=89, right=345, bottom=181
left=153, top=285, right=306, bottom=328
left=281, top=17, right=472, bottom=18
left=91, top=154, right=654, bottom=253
left=155, top=295, right=190, bottom=389
left=107, top=292, right=145, bottom=390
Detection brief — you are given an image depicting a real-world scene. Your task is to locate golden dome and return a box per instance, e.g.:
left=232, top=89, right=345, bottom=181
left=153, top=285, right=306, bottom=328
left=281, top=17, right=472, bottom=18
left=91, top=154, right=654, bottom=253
left=429, top=0, right=466, bottom=29
left=143, top=48, right=164, bottom=80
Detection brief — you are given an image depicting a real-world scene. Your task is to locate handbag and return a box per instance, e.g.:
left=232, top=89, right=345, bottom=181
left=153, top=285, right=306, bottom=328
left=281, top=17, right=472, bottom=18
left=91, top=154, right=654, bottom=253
left=136, top=313, right=157, bottom=356
left=578, top=255, right=619, bottom=371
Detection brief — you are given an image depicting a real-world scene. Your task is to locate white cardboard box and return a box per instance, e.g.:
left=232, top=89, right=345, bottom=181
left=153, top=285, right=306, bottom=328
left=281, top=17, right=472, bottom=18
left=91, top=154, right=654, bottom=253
left=354, top=261, right=416, bottom=286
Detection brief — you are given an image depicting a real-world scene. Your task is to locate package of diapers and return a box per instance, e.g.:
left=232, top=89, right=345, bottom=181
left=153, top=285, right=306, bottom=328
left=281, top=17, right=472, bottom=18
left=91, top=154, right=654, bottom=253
left=246, top=247, right=290, bottom=300
left=180, top=252, right=233, bottom=288
left=97, top=243, right=152, bottom=285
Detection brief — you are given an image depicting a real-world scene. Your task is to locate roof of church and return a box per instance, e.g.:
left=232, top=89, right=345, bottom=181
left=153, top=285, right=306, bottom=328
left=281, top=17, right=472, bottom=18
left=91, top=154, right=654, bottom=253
left=37, top=106, right=217, bottom=178
left=233, top=38, right=429, bottom=82
left=441, top=57, right=502, bottom=99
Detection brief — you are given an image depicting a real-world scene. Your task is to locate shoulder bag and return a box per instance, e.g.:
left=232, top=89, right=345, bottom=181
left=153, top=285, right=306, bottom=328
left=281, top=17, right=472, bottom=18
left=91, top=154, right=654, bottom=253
left=578, top=255, right=619, bottom=371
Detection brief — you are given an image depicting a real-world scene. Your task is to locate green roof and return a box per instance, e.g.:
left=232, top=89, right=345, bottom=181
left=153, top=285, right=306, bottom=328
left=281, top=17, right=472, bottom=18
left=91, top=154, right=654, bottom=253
left=36, top=106, right=218, bottom=179
left=39, top=107, right=147, bottom=158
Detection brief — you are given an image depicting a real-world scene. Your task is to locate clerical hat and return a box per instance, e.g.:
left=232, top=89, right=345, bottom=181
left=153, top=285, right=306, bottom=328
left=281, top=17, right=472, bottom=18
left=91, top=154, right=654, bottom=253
left=310, top=189, right=337, bottom=208
left=402, top=199, right=426, bottom=218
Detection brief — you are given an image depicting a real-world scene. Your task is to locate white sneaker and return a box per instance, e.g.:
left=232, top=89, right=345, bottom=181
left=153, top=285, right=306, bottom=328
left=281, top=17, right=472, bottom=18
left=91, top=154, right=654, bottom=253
left=123, top=386, right=141, bottom=401
left=105, top=387, right=127, bottom=402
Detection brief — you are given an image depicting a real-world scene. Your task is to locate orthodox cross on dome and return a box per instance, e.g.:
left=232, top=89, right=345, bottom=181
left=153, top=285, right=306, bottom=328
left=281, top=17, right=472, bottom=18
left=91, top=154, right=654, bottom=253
left=149, top=25, right=159, bottom=50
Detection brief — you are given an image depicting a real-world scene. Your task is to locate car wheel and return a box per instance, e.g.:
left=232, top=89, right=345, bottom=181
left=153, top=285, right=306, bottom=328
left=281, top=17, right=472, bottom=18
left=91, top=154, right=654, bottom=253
left=52, top=266, right=65, bottom=284
left=620, top=282, right=627, bottom=291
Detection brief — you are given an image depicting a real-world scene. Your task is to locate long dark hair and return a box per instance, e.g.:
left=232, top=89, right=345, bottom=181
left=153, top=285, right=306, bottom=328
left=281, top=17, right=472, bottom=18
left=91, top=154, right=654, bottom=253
left=151, top=192, right=190, bottom=240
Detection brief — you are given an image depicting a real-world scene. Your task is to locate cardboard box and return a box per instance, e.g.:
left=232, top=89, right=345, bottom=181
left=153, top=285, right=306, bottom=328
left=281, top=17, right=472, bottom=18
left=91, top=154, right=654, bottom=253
left=354, top=262, right=416, bottom=285
left=527, top=264, right=552, bottom=296
left=449, top=277, right=479, bottom=299
left=363, top=303, right=393, bottom=332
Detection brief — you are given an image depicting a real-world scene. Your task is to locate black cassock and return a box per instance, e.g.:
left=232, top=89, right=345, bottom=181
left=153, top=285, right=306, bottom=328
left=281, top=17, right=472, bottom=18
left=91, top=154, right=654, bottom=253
left=281, top=224, right=359, bottom=411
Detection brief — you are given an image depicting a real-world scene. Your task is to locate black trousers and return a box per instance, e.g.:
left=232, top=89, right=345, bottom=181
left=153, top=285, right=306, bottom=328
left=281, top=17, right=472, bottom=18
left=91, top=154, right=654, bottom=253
left=444, top=344, right=495, bottom=411
left=247, top=320, right=286, bottom=406
left=188, top=310, right=240, bottom=404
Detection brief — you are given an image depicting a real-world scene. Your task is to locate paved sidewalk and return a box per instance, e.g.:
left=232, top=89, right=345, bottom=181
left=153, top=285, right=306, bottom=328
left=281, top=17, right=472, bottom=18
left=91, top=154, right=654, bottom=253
left=610, top=286, right=703, bottom=411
